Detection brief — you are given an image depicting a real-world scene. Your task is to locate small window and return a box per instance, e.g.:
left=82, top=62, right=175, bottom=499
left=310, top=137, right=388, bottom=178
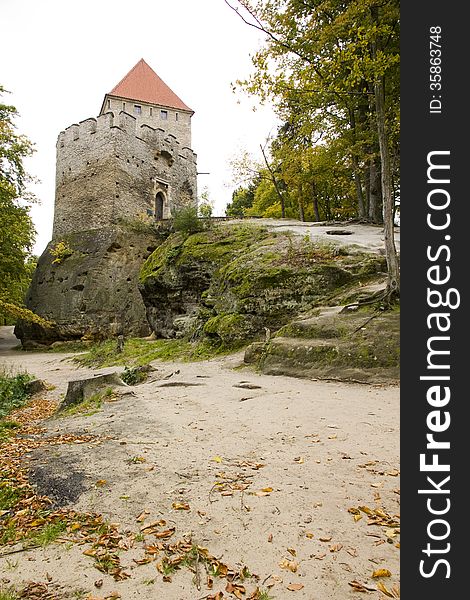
left=150, top=107, right=153, bottom=116
left=175, top=112, right=179, bottom=121
left=160, top=110, right=168, bottom=120
left=134, top=104, right=142, bottom=115
left=123, top=102, right=126, bottom=111
left=107, top=99, right=110, bottom=109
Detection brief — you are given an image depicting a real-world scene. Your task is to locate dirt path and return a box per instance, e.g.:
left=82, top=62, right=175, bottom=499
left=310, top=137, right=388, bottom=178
left=0, top=326, right=400, bottom=599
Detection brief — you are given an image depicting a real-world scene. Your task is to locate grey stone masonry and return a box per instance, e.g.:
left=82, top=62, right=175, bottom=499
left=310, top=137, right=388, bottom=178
left=53, top=110, right=197, bottom=238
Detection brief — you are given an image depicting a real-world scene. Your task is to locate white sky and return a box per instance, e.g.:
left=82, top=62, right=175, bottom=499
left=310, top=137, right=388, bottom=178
left=1, top=0, right=278, bottom=255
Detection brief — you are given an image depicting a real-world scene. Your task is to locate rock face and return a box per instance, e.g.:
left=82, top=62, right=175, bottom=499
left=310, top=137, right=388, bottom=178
left=139, top=224, right=388, bottom=346
left=244, top=306, right=400, bottom=383
left=15, top=226, right=160, bottom=347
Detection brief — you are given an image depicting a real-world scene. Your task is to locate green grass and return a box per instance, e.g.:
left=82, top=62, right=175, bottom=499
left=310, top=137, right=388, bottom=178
left=29, top=520, right=67, bottom=547
left=0, top=483, right=22, bottom=511
left=0, top=587, right=19, bottom=600
left=0, top=369, right=34, bottom=420
left=0, top=420, right=20, bottom=442
left=58, top=387, right=115, bottom=417
left=73, top=336, right=237, bottom=369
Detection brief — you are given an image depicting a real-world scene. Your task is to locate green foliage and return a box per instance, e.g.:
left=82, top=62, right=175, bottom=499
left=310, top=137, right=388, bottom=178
left=121, top=365, right=147, bottom=385
left=172, top=205, right=203, bottom=234
left=0, top=299, right=54, bottom=329
left=0, top=369, right=33, bottom=420
left=229, top=1, right=400, bottom=225
left=50, top=240, right=73, bottom=264
left=0, top=86, right=37, bottom=315
left=225, top=179, right=258, bottom=217
left=0, top=587, right=18, bottom=600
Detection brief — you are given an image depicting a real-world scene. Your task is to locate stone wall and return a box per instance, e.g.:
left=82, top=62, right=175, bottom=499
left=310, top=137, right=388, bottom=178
left=53, top=111, right=197, bottom=238
left=106, top=96, right=192, bottom=148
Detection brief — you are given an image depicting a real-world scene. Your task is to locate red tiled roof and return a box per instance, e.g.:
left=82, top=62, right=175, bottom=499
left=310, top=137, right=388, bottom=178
left=106, top=59, right=192, bottom=113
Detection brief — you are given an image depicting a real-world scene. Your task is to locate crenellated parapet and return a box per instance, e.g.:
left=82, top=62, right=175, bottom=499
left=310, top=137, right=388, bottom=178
left=53, top=110, right=197, bottom=238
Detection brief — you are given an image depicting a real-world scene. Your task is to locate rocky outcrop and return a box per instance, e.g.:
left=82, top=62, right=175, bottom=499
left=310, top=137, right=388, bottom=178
left=139, top=224, right=388, bottom=347
left=244, top=306, right=400, bottom=383
left=15, top=226, right=161, bottom=348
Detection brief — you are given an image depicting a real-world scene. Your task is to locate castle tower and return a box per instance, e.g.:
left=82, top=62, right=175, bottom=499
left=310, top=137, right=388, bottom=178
left=100, top=59, right=193, bottom=148
left=52, top=59, right=197, bottom=238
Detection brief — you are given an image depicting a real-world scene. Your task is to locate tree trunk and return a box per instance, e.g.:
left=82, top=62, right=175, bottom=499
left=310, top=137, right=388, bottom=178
left=260, top=144, right=286, bottom=218
left=370, top=10, right=400, bottom=295
left=311, top=181, right=320, bottom=221
left=349, top=108, right=366, bottom=218
left=368, top=156, right=382, bottom=223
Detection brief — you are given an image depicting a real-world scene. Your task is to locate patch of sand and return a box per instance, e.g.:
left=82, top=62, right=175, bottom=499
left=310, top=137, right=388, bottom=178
left=0, top=327, right=399, bottom=599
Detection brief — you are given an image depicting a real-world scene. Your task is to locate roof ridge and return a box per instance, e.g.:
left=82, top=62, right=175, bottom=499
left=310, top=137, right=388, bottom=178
left=105, top=59, right=193, bottom=113
left=109, top=58, right=146, bottom=95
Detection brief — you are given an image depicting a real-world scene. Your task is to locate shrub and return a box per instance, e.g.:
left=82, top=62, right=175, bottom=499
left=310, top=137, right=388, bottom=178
left=50, top=240, right=73, bottom=264
left=0, top=369, right=34, bottom=419
left=172, top=206, right=203, bottom=234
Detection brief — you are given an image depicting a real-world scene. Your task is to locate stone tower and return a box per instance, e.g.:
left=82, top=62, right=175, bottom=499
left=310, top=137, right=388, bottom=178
left=53, top=59, right=197, bottom=238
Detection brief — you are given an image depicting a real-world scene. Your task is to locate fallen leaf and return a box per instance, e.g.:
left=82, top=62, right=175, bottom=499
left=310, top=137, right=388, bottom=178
left=94, top=580, right=103, bottom=588
left=213, top=455, right=223, bottom=463
left=95, top=479, right=107, bottom=487
left=287, top=583, right=304, bottom=591
left=268, top=533, right=273, bottom=542
left=172, top=502, right=190, bottom=511
left=312, top=553, right=326, bottom=560
left=387, top=470, right=399, bottom=477
left=319, top=536, right=332, bottom=542
left=329, top=543, right=343, bottom=553
left=328, top=434, right=337, bottom=440
left=346, top=547, right=358, bottom=557
left=348, top=579, right=376, bottom=592
left=305, top=532, right=314, bottom=539
left=293, top=457, right=304, bottom=464
left=376, top=581, right=398, bottom=597
left=372, top=568, right=392, bottom=578
left=154, top=528, right=175, bottom=539
left=226, top=582, right=246, bottom=598
left=279, top=559, right=298, bottom=573
left=136, top=510, right=149, bottom=522
left=287, top=547, right=297, bottom=556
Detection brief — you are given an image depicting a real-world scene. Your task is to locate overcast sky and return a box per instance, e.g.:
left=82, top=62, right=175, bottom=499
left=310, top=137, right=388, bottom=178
left=2, top=0, right=278, bottom=255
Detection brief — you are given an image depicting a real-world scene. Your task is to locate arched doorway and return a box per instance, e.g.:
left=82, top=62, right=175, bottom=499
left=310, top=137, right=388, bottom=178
left=155, top=192, right=165, bottom=220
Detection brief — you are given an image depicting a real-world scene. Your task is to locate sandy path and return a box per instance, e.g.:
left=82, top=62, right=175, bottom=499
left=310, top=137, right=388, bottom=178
left=0, top=327, right=400, bottom=599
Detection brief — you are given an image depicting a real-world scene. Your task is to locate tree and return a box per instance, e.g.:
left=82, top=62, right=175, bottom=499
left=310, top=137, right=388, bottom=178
left=0, top=87, right=50, bottom=325
left=224, top=0, right=400, bottom=297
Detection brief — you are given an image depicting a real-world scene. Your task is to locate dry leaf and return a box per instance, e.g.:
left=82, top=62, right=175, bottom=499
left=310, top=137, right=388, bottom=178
left=312, top=553, right=326, bottom=560
left=95, top=479, right=107, bottom=487
left=305, top=532, right=314, bottom=539
left=279, top=559, right=298, bottom=573
left=387, top=470, right=399, bottom=477
left=376, top=581, right=397, bottom=597
left=94, top=580, right=103, bottom=588
left=136, top=510, right=149, bottom=522
left=372, top=568, right=392, bottom=578
left=293, top=457, right=304, bottom=464
left=346, top=547, right=358, bottom=557
left=172, top=502, right=190, bottom=511
left=226, top=582, right=246, bottom=598
left=329, top=543, right=343, bottom=553
left=348, top=579, right=375, bottom=592
left=213, top=455, right=223, bottom=463
left=319, top=536, right=332, bottom=542
left=268, top=533, right=273, bottom=542
left=287, top=547, right=297, bottom=556
left=287, top=583, right=304, bottom=591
